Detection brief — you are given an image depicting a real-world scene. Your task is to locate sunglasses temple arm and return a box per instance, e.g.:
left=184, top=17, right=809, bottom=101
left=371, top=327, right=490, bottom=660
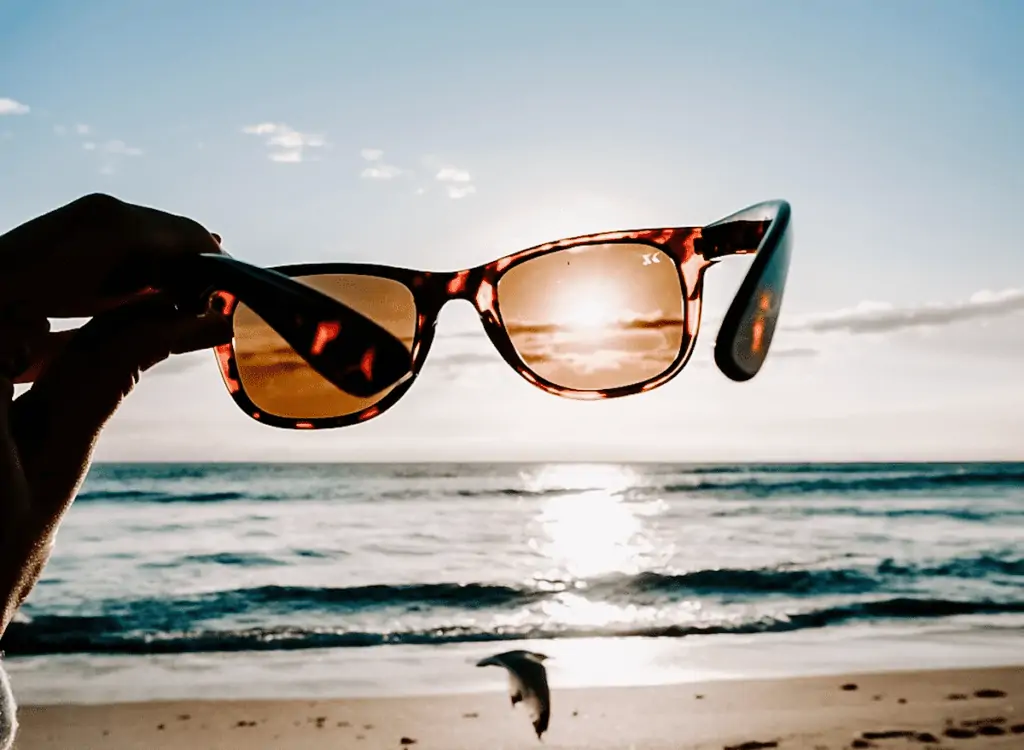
left=695, top=201, right=793, bottom=381
left=165, top=253, right=413, bottom=399
left=693, top=219, right=771, bottom=262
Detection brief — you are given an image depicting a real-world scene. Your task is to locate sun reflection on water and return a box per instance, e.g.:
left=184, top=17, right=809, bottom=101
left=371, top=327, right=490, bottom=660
left=524, top=464, right=653, bottom=582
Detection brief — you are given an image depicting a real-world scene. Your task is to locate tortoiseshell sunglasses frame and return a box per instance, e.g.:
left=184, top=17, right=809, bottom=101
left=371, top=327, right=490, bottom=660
left=211, top=199, right=792, bottom=429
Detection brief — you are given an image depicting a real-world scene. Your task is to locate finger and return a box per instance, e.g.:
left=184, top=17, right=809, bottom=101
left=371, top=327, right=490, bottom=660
left=9, top=301, right=214, bottom=523
left=0, top=194, right=224, bottom=319
left=0, top=339, right=39, bottom=619
left=170, top=312, right=232, bottom=354
left=10, top=330, right=74, bottom=385
left=0, top=318, right=51, bottom=519
left=12, top=310, right=231, bottom=385
left=0, top=316, right=50, bottom=381
left=0, top=376, right=30, bottom=522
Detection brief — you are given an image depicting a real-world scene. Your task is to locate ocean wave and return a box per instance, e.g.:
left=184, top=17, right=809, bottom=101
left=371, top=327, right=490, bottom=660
left=76, top=490, right=253, bottom=503
left=4, top=552, right=1020, bottom=657
left=4, top=597, right=1023, bottom=656
left=659, top=467, right=1024, bottom=498
left=74, top=463, right=1024, bottom=504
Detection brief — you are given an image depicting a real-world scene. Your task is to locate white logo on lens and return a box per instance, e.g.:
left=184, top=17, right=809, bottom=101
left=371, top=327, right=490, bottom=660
left=642, top=253, right=661, bottom=266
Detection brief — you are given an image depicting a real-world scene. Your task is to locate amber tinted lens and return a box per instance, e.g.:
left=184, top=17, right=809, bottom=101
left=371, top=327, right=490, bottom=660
left=496, top=242, right=685, bottom=391
left=233, top=274, right=416, bottom=419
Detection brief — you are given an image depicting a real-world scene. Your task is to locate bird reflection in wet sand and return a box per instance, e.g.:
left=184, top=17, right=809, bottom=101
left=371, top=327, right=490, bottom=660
left=477, top=650, right=551, bottom=740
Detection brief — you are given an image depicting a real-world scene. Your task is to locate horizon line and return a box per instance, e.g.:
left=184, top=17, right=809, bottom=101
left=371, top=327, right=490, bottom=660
left=87, top=458, right=1024, bottom=466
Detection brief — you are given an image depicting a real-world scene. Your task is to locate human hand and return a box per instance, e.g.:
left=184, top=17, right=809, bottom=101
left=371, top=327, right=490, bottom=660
left=0, top=193, right=230, bottom=636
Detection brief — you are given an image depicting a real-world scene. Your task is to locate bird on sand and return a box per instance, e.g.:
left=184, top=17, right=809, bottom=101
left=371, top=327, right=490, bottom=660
left=476, top=650, right=551, bottom=740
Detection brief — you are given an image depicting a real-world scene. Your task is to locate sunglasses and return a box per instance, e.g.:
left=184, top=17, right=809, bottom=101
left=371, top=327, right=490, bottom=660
left=210, top=199, right=793, bottom=429
left=179, top=254, right=416, bottom=398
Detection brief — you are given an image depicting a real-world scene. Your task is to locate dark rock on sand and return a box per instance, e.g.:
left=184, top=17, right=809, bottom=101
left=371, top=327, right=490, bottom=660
left=961, top=716, right=1005, bottom=726
left=974, top=688, right=1007, bottom=699
left=943, top=727, right=977, bottom=739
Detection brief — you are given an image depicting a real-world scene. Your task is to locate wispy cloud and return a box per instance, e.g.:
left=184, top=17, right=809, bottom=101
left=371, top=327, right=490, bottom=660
left=788, top=288, right=1024, bottom=334
left=428, top=339, right=819, bottom=375
left=57, top=122, right=91, bottom=138
left=432, top=351, right=498, bottom=369
left=359, top=147, right=406, bottom=179
left=55, top=121, right=139, bottom=173
left=362, top=164, right=404, bottom=179
left=0, top=97, right=29, bottom=116
left=436, top=166, right=470, bottom=182
left=446, top=185, right=477, bottom=199
left=243, top=122, right=327, bottom=163
left=435, top=163, right=476, bottom=198
left=88, top=138, right=145, bottom=175
left=101, top=139, right=143, bottom=156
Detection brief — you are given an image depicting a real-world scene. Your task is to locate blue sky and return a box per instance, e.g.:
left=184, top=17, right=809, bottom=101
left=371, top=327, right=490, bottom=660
left=1, top=0, right=1023, bottom=461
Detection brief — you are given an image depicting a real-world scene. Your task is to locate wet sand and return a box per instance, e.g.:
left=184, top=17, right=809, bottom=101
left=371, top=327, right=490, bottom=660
left=13, top=665, right=1022, bottom=749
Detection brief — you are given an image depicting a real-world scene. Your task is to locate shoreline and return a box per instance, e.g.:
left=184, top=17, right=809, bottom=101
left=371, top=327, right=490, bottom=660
left=7, top=621, right=1024, bottom=706
left=14, top=665, right=1023, bottom=749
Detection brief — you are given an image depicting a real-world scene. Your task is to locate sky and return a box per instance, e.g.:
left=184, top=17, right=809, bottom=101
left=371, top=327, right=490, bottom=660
left=1, top=0, right=1023, bottom=462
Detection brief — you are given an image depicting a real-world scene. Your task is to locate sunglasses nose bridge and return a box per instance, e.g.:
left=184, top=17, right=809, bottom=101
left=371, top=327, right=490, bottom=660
left=413, top=270, right=480, bottom=339
left=439, top=268, right=485, bottom=302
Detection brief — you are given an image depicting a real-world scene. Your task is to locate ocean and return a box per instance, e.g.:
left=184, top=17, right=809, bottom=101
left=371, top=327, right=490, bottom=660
left=3, top=462, right=1023, bottom=704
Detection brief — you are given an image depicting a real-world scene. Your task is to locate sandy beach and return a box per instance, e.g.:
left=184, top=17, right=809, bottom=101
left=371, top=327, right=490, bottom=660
left=12, top=665, right=1022, bottom=749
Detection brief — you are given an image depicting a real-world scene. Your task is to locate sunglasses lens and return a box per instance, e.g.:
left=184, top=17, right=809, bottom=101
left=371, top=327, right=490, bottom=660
left=232, top=274, right=416, bottom=420
left=496, top=242, right=686, bottom=391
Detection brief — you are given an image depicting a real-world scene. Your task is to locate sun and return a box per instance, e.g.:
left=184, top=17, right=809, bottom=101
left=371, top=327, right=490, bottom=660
left=550, top=278, right=622, bottom=332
